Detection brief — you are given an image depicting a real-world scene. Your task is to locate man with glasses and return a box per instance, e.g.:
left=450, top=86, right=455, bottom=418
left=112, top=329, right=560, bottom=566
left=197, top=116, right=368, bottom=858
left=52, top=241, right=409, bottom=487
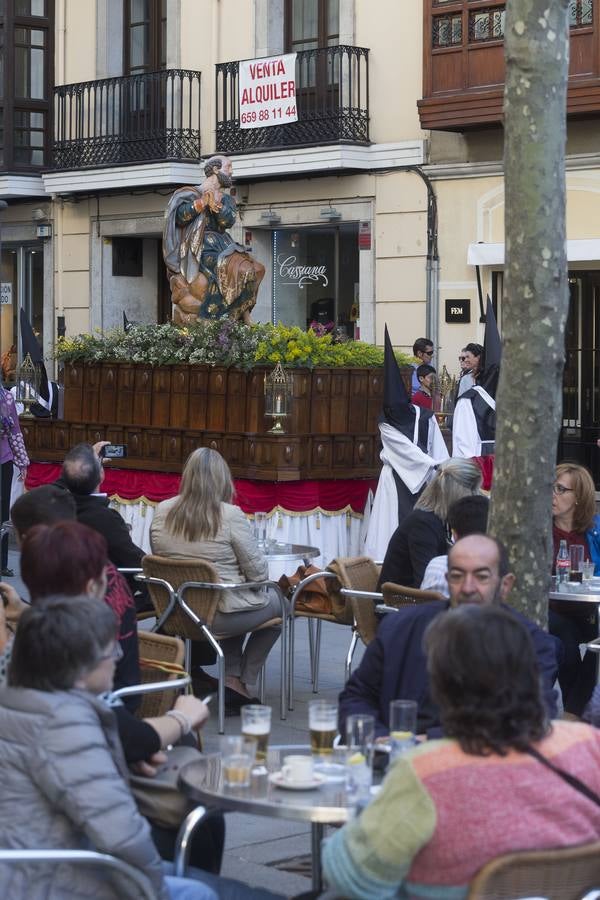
left=339, top=534, right=560, bottom=738
left=411, top=338, right=435, bottom=396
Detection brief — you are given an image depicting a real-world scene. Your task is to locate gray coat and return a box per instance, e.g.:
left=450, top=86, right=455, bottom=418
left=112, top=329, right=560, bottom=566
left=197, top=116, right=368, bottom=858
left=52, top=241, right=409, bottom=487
left=0, top=686, right=168, bottom=900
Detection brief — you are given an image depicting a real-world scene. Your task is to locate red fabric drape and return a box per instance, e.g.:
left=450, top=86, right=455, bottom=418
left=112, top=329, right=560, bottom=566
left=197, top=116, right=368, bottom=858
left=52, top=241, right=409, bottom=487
left=26, top=462, right=377, bottom=515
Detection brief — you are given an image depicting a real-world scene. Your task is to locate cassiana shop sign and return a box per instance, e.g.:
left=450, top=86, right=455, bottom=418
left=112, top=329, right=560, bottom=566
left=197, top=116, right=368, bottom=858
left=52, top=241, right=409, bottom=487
left=238, top=53, right=298, bottom=129
left=277, top=255, right=329, bottom=288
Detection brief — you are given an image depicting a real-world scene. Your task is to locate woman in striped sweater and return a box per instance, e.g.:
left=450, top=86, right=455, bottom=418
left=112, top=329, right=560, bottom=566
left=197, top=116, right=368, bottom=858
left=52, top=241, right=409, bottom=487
left=323, top=604, right=600, bottom=900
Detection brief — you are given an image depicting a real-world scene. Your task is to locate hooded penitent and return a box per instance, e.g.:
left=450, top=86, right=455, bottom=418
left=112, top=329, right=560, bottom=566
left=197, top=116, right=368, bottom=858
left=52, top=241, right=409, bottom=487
left=381, top=324, right=433, bottom=453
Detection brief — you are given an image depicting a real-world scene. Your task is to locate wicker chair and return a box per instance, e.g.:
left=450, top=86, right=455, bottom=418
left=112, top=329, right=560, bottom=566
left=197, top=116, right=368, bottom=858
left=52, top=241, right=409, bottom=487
left=139, top=554, right=288, bottom=733
left=381, top=582, right=446, bottom=609
left=287, top=556, right=382, bottom=710
left=136, top=631, right=186, bottom=719
left=467, top=841, right=600, bottom=900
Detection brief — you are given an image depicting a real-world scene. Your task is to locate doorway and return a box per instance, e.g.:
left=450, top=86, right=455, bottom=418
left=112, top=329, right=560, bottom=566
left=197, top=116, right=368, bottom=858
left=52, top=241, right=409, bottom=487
left=559, top=271, right=600, bottom=478
left=0, top=244, right=44, bottom=384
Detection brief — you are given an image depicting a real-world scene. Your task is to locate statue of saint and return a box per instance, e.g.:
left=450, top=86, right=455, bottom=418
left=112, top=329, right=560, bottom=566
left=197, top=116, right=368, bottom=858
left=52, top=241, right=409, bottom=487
left=163, top=155, right=265, bottom=324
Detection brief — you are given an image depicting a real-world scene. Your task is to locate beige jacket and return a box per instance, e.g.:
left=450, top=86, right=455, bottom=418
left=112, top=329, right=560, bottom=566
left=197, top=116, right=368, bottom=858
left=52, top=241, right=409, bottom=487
left=150, top=499, right=269, bottom=613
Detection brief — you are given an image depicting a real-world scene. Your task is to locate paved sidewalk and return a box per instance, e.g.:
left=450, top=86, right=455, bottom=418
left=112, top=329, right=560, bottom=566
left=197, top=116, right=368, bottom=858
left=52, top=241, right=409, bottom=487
left=5, top=549, right=365, bottom=898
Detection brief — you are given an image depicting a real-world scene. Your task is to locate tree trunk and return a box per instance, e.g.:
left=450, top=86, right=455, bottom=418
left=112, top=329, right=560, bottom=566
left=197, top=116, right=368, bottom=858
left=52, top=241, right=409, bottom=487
left=488, top=0, right=570, bottom=627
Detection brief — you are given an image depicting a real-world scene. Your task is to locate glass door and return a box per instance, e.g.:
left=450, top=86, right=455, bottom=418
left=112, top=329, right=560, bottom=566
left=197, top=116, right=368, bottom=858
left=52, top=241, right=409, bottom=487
left=0, top=243, right=43, bottom=384
left=559, top=271, right=600, bottom=478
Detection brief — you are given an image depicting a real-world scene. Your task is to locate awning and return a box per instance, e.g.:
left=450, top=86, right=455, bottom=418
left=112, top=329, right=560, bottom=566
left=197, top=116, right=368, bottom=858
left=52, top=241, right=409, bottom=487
left=467, top=239, right=600, bottom=266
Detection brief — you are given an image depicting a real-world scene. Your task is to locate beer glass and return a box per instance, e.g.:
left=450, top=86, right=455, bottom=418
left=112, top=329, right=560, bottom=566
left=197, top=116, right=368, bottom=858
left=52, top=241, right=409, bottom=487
left=241, top=704, right=271, bottom=762
left=570, top=545, right=584, bottom=583
left=308, top=700, right=338, bottom=755
left=221, top=736, right=254, bottom=788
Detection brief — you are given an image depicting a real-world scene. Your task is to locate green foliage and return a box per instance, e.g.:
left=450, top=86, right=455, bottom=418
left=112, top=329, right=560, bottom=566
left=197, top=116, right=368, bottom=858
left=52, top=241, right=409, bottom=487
left=55, top=322, right=413, bottom=370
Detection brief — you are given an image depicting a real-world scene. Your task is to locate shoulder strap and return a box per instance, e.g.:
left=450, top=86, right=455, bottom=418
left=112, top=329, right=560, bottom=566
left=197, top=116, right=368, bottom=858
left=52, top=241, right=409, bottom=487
left=525, top=744, right=600, bottom=807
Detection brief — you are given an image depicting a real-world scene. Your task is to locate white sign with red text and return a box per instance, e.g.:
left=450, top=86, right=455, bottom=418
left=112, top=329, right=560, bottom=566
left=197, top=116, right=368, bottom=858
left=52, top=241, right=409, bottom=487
left=239, top=53, right=297, bottom=129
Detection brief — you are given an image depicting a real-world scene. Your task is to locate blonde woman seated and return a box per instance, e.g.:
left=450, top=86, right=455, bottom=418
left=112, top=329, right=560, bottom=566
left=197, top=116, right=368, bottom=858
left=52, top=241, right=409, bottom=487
left=151, top=448, right=281, bottom=707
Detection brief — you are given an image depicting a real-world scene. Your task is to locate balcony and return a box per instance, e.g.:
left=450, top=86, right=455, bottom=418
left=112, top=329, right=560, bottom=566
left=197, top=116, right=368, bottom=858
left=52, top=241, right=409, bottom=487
left=419, top=0, right=600, bottom=131
left=216, top=45, right=369, bottom=154
left=52, top=69, right=201, bottom=170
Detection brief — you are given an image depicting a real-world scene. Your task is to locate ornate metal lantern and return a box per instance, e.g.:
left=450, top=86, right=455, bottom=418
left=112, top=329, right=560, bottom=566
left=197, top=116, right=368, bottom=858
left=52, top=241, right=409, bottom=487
left=264, top=362, right=292, bottom=434
left=15, top=353, right=41, bottom=419
left=434, top=364, right=457, bottom=426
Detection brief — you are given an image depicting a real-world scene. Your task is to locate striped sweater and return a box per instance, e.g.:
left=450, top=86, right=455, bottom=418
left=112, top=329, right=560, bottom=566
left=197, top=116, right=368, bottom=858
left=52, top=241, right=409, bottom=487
left=322, top=721, right=600, bottom=900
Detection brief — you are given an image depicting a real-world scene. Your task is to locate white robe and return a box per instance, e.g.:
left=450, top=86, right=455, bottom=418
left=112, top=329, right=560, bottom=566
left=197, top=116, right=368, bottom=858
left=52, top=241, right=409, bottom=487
left=452, top=385, right=496, bottom=458
left=364, top=414, right=449, bottom=561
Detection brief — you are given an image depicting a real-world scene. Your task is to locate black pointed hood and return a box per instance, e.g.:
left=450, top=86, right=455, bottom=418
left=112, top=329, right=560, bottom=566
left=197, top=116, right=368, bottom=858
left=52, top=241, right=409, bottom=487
left=382, top=324, right=416, bottom=431
left=19, top=308, right=49, bottom=402
left=479, top=297, right=501, bottom=398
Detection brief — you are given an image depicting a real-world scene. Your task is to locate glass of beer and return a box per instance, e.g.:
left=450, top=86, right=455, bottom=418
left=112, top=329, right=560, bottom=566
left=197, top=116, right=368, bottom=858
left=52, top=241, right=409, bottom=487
left=241, top=704, right=271, bottom=762
left=309, top=700, right=338, bottom=755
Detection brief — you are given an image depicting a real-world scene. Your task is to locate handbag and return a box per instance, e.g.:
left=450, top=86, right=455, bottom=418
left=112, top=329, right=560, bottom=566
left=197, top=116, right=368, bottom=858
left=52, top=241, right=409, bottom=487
left=129, top=744, right=201, bottom=829
left=278, top=564, right=333, bottom=615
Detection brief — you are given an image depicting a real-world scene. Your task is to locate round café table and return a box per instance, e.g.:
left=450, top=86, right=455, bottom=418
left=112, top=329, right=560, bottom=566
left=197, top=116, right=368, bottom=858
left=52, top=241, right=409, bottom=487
left=174, top=745, right=353, bottom=892
left=549, top=582, right=600, bottom=685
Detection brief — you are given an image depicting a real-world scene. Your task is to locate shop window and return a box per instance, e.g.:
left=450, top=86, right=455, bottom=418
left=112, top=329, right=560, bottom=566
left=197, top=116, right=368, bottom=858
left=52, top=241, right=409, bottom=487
left=272, top=223, right=359, bottom=335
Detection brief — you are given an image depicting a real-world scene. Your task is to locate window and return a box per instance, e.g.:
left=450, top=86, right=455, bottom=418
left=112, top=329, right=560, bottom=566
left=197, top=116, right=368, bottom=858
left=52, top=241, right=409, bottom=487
left=468, top=7, right=505, bottom=43
left=0, top=0, right=53, bottom=171
left=285, top=0, right=339, bottom=52
left=569, top=0, right=593, bottom=28
left=432, top=14, right=462, bottom=48
left=124, top=0, right=166, bottom=75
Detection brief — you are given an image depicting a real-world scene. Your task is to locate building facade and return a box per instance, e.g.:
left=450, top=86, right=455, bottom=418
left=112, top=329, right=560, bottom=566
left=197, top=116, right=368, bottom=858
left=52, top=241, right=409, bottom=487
left=1, top=0, right=600, bottom=472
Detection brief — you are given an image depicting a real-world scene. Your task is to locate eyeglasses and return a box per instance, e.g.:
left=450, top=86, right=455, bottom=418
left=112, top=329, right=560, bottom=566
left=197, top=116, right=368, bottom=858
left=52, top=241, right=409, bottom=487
left=552, top=483, right=574, bottom=496
left=422, top=350, right=434, bottom=357
left=458, top=356, right=467, bottom=361
left=99, top=643, right=123, bottom=663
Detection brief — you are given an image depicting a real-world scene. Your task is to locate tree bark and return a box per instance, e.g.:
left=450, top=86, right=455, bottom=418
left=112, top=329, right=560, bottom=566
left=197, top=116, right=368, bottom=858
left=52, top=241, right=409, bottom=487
left=488, top=0, right=570, bottom=627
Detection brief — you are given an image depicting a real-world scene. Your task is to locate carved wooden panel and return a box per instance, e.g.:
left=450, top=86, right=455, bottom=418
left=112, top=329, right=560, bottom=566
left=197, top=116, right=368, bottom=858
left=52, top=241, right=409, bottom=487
left=245, top=368, right=267, bottom=434
left=188, top=367, right=208, bottom=431
left=348, top=369, right=368, bottom=433
left=99, top=364, right=119, bottom=423
left=62, top=363, right=84, bottom=422
left=206, top=367, right=227, bottom=431
left=310, top=369, right=331, bottom=434
left=170, top=366, right=190, bottom=429
left=133, top=366, right=153, bottom=427
left=117, top=364, right=136, bottom=425
left=290, top=370, right=310, bottom=434
left=81, top=364, right=100, bottom=423
left=161, top=431, right=182, bottom=466
left=151, top=367, right=172, bottom=428
left=330, top=370, right=349, bottom=434
left=225, top=370, right=248, bottom=432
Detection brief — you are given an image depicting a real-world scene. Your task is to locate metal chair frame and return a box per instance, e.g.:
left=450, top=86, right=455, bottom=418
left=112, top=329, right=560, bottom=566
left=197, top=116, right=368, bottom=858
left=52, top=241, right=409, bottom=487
left=0, top=849, right=158, bottom=900
left=137, top=572, right=288, bottom=733
left=287, top=570, right=383, bottom=710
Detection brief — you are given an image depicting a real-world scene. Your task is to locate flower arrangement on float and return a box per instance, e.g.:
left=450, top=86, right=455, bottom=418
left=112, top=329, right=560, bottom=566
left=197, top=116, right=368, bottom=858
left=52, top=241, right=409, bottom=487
left=55, top=322, right=414, bottom=370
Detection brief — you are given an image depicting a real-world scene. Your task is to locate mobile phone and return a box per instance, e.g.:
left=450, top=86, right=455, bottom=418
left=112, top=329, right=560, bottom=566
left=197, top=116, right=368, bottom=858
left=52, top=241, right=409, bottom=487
left=101, top=443, right=127, bottom=459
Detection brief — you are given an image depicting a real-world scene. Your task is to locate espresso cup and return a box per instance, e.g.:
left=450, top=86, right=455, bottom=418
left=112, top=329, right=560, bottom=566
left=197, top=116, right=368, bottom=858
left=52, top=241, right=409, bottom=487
left=281, top=754, right=314, bottom=784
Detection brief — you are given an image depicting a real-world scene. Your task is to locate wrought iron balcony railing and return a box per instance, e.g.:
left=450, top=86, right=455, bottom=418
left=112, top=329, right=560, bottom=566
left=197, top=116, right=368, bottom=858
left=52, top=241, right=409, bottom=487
left=52, top=69, right=201, bottom=170
left=216, top=45, right=369, bottom=154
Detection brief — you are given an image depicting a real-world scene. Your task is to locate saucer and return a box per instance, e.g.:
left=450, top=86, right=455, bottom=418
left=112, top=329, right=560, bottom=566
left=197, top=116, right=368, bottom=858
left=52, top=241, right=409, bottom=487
left=268, top=771, right=326, bottom=791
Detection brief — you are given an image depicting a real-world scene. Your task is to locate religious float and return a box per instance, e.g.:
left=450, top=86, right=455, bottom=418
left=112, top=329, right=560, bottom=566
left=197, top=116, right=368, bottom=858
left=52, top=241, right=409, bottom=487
left=22, top=321, right=415, bottom=564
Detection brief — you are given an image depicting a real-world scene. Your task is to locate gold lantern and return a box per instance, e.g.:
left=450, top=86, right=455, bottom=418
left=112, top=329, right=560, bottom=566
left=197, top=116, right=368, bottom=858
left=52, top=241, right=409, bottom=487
left=15, top=353, right=41, bottom=419
left=264, top=362, right=292, bottom=434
